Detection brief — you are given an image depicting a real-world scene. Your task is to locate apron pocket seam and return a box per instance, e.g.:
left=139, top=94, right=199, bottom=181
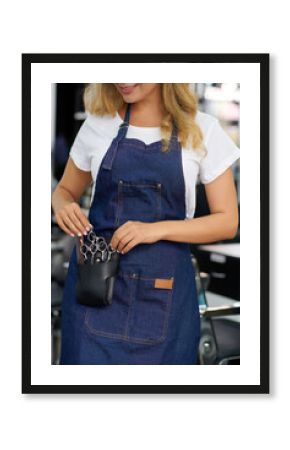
left=115, top=180, right=162, bottom=225
left=83, top=273, right=174, bottom=345
left=126, top=274, right=174, bottom=344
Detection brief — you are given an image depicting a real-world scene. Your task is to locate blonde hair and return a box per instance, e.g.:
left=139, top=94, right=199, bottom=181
left=83, top=83, right=207, bottom=156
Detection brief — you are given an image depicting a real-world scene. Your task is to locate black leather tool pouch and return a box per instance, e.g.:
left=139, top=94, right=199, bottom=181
left=76, top=251, right=120, bottom=307
left=75, top=233, right=120, bottom=307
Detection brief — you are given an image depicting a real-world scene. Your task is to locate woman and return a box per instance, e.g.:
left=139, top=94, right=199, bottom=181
left=51, top=83, right=240, bottom=365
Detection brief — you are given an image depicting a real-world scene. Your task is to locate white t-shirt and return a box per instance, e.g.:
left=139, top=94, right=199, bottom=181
left=69, top=109, right=240, bottom=219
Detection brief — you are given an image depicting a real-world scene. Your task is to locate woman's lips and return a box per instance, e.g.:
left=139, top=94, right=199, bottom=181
left=118, top=84, right=138, bottom=95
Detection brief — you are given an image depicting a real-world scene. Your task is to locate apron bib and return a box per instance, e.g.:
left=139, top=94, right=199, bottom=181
left=59, top=103, right=201, bottom=365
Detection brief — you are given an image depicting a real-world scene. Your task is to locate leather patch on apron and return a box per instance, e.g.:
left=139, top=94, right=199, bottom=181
left=154, top=278, right=174, bottom=290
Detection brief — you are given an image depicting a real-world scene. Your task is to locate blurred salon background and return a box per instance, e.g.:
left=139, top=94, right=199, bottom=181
left=51, top=83, right=240, bottom=366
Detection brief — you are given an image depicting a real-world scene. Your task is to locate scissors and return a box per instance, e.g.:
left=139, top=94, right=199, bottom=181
left=107, top=243, right=118, bottom=261
left=87, top=229, right=98, bottom=243
left=89, top=242, right=100, bottom=264
left=78, top=229, right=120, bottom=263
left=79, top=243, right=91, bottom=264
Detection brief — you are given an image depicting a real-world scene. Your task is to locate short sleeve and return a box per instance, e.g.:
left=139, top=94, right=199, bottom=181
left=199, top=118, right=240, bottom=184
left=69, top=118, right=92, bottom=172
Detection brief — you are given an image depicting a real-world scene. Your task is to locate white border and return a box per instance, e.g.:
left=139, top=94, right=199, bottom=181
left=30, top=61, right=260, bottom=385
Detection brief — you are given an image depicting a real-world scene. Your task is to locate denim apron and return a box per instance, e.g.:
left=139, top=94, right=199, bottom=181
left=59, top=103, right=201, bottom=365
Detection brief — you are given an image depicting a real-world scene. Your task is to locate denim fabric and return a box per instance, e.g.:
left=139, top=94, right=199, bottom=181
left=59, top=103, right=201, bottom=364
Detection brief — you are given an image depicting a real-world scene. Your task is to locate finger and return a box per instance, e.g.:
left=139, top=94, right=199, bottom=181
left=110, top=230, right=129, bottom=252
left=62, top=214, right=82, bottom=237
left=110, top=231, right=121, bottom=250
left=73, top=205, right=92, bottom=232
left=110, top=222, right=134, bottom=249
left=57, top=216, right=75, bottom=237
left=70, top=210, right=88, bottom=236
left=120, top=236, right=139, bottom=254
left=115, top=231, right=135, bottom=253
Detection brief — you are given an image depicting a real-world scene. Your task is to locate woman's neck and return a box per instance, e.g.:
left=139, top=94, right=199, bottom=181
left=118, top=98, right=165, bottom=128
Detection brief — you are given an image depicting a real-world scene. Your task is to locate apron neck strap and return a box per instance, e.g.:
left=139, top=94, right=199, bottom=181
left=124, top=102, right=131, bottom=124
left=102, top=104, right=179, bottom=171
left=116, top=102, right=131, bottom=140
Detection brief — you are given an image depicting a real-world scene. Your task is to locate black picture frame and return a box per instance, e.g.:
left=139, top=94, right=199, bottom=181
left=22, top=53, right=269, bottom=394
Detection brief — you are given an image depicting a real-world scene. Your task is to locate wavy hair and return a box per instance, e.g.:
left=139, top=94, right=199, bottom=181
left=83, top=83, right=206, bottom=156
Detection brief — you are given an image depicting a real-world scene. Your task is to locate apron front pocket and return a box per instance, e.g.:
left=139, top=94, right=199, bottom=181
left=115, top=179, right=162, bottom=225
left=127, top=272, right=174, bottom=344
left=83, top=267, right=175, bottom=345
left=84, top=271, right=133, bottom=340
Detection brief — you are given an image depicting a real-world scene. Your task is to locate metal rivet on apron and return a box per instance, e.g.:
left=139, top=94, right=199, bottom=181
left=157, top=183, right=161, bottom=188
left=132, top=273, right=137, bottom=278
left=119, top=180, right=123, bottom=184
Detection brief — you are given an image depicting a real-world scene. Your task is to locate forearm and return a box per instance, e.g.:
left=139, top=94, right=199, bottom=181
left=156, top=213, right=238, bottom=244
left=51, top=185, right=76, bottom=216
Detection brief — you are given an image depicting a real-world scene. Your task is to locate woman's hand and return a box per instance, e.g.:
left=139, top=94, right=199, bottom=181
left=55, top=201, right=92, bottom=237
left=52, top=158, right=93, bottom=237
left=110, top=221, right=164, bottom=254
